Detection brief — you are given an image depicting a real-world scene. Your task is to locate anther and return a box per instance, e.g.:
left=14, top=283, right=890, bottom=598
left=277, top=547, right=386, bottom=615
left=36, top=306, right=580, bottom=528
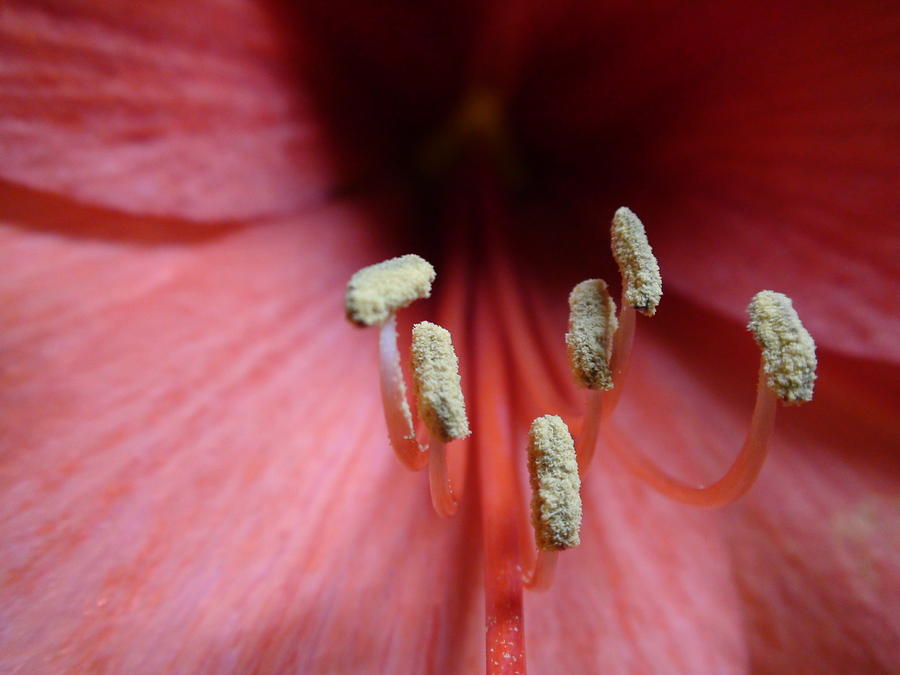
left=411, top=321, right=470, bottom=518
left=611, top=207, right=662, bottom=316
left=566, top=279, right=618, bottom=391
left=345, top=254, right=435, bottom=327
left=527, top=415, right=582, bottom=551
left=411, top=321, right=471, bottom=442
left=747, top=291, right=817, bottom=405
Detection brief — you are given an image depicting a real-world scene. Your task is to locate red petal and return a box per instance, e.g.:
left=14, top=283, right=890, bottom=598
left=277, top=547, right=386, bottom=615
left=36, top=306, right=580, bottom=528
left=0, top=200, right=483, bottom=671
left=611, top=298, right=900, bottom=672
left=513, top=3, right=899, bottom=361
left=639, top=5, right=899, bottom=362
left=511, top=282, right=898, bottom=671
left=0, top=0, right=337, bottom=221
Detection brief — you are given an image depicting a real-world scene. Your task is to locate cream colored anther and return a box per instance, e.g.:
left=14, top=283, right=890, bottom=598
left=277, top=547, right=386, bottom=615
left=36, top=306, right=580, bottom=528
left=345, top=254, right=435, bottom=327
left=748, top=291, right=817, bottom=404
left=611, top=207, right=662, bottom=316
left=411, top=322, right=471, bottom=442
left=527, top=415, right=582, bottom=551
left=566, top=279, right=618, bottom=390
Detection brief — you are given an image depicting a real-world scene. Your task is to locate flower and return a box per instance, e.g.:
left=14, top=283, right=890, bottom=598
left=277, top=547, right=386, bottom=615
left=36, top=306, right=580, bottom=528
left=1, top=1, right=898, bottom=673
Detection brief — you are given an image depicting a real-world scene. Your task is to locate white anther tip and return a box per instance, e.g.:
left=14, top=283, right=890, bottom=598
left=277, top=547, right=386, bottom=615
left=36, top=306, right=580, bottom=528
left=747, top=291, right=817, bottom=405
left=611, top=207, right=662, bottom=316
left=527, top=415, right=582, bottom=551
left=345, top=254, right=436, bottom=327
left=411, top=321, right=471, bottom=442
left=566, top=279, right=618, bottom=390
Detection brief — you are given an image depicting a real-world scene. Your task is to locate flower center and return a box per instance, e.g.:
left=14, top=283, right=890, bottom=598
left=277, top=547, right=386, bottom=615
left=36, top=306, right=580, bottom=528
left=420, top=89, right=522, bottom=188
left=343, top=208, right=818, bottom=673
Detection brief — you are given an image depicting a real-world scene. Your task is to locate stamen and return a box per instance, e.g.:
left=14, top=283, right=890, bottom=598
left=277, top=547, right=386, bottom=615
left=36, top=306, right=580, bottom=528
left=574, top=297, right=635, bottom=477
left=523, top=415, right=581, bottom=593
left=345, top=254, right=435, bottom=327
left=566, top=279, right=618, bottom=391
left=576, top=206, right=660, bottom=477
left=601, top=291, right=817, bottom=507
left=527, top=416, right=582, bottom=551
left=411, top=321, right=471, bottom=517
left=748, top=290, right=817, bottom=404
left=611, top=207, right=662, bottom=316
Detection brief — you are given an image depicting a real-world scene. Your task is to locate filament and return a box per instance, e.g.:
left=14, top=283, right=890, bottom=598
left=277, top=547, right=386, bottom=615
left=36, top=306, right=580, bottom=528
left=378, top=314, right=427, bottom=471
left=523, top=550, right=558, bottom=592
left=576, top=295, right=635, bottom=476
left=428, top=435, right=459, bottom=517
left=607, top=366, right=778, bottom=507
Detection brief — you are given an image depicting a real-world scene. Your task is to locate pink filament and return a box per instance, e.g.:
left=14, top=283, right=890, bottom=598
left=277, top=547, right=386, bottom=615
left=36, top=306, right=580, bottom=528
left=522, top=550, right=558, bottom=592
left=576, top=390, right=602, bottom=477
left=428, top=435, right=459, bottom=517
left=605, top=299, right=637, bottom=415
left=578, top=298, right=779, bottom=507
left=607, top=367, right=778, bottom=507
left=575, top=298, right=635, bottom=476
left=378, top=314, right=428, bottom=471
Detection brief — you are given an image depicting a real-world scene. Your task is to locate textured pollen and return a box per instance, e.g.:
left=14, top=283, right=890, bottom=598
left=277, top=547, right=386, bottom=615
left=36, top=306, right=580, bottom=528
left=611, top=207, right=662, bottom=316
left=527, top=415, right=582, bottom=551
left=566, top=279, right=618, bottom=390
left=345, top=254, right=436, bottom=327
left=747, top=291, right=817, bottom=404
left=410, top=322, right=471, bottom=442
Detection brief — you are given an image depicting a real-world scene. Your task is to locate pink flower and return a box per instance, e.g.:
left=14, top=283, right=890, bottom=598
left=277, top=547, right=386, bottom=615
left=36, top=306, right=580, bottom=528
left=1, top=1, right=897, bottom=672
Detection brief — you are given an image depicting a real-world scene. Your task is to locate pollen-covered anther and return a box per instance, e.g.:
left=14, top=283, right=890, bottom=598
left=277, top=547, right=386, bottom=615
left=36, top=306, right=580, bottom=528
left=566, top=279, right=618, bottom=390
left=611, top=207, right=662, bottom=316
left=345, top=254, right=436, bottom=327
left=411, top=321, right=470, bottom=442
left=527, top=415, right=582, bottom=551
left=748, top=290, right=817, bottom=404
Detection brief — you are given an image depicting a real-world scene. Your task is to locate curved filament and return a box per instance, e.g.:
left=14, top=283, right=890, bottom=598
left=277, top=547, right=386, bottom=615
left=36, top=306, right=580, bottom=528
left=523, top=550, right=558, bottom=592
left=576, top=390, right=602, bottom=477
left=378, top=315, right=428, bottom=471
left=608, top=367, right=778, bottom=507
left=428, top=436, right=459, bottom=517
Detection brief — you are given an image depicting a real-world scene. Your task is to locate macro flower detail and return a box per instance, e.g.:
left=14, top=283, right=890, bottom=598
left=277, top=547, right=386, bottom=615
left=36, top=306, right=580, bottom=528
left=1, top=1, right=898, bottom=673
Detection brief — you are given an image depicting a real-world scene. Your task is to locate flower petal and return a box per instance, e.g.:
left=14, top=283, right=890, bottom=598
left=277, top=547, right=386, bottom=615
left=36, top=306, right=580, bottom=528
left=609, top=296, right=900, bottom=672
left=512, top=3, right=899, bottom=361
left=0, top=199, right=483, bottom=670
left=513, top=282, right=898, bottom=671
left=640, top=5, right=900, bottom=362
left=0, top=0, right=337, bottom=222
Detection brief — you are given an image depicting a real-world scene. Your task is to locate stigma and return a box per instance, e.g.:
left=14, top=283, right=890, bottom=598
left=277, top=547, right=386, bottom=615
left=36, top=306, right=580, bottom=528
left=748, top=290, right=818, bottom=404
